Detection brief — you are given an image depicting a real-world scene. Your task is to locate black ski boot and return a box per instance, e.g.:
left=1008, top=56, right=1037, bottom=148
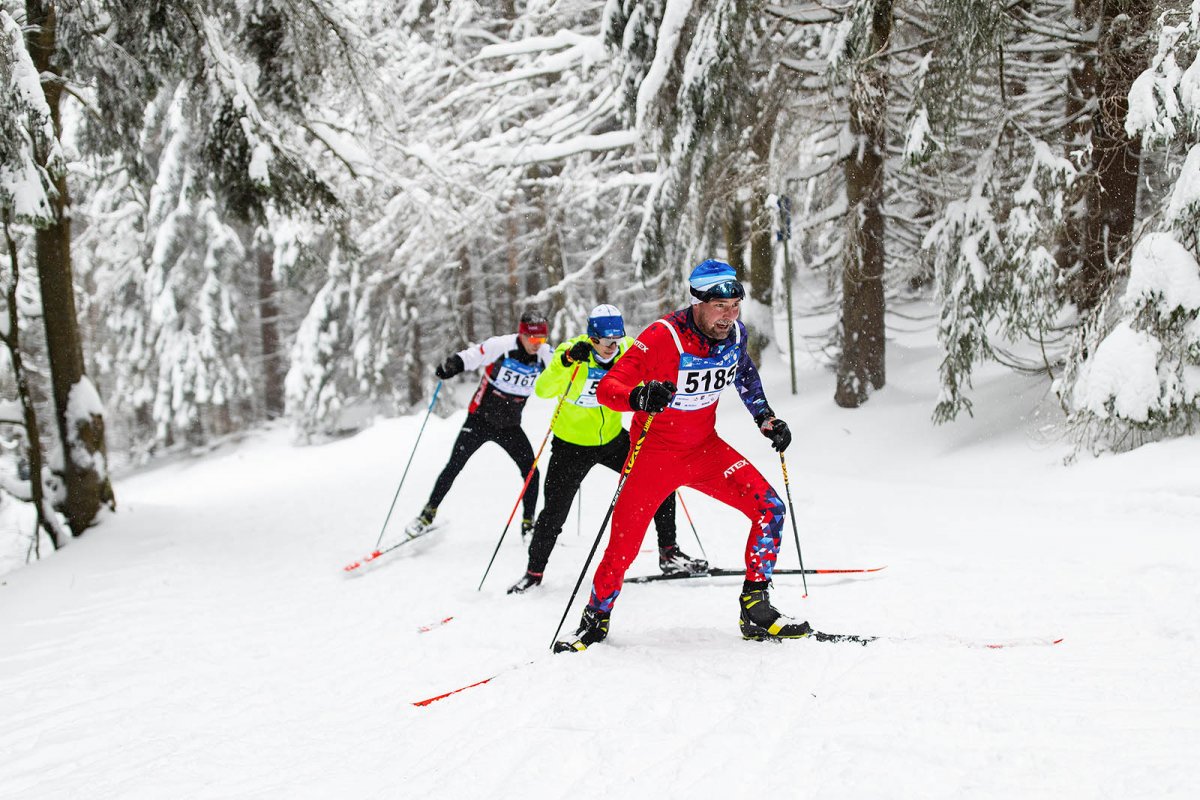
left=506, top=570, right=543, bottom=595
left=739, top=587, right=812, bottom=640
left=520, top=517, right=535, bottom=541
left=404, top=505, right=437, bottom=538
left=553, top=606, right=610, bottom=653
left=659, top=544, right=710, bottom=576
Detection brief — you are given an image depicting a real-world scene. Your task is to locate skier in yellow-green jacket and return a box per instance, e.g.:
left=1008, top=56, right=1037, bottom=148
left=507, top=305, right=708, bottom=594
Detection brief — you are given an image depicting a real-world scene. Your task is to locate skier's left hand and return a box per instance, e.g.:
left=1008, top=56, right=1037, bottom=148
left=759, top=417, right=791, bottom=452
left=562, top=340, right=593, bottom=366
left=435, top=354, right=465, bottom=380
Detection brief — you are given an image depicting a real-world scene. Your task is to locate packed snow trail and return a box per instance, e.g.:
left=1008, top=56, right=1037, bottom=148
left=2, top=330, right=1198, bottom=798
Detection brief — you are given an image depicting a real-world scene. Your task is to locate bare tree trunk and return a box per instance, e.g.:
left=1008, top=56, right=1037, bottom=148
left=506, top=202, right=520, bottom=322
left=2, top=220, right=63, bottom=552
left=835, top=0, right=891, bottom=409
left=457, top=245, right=476, bottom=343
left=527, top=164, right=565, bottom=319
left=254, top=228, right=284, bottom=418
left=747, top=98, right=779, bottom=309
left=748, top=195, right=773, bottom=305
left=26, top=0, right=113, bottom=533
left=1066, top=0, right=1151, bottom=310
left=723, top=200, right=746, bottom=277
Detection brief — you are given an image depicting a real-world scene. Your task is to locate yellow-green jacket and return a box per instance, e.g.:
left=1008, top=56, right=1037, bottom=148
left=535, top=334, right=635, bottom=446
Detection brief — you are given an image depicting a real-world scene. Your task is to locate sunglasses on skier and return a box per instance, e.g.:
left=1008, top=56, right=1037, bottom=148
left=689, top=279, right=745, bottom=303
left=590, top=336, right=620, bottom=348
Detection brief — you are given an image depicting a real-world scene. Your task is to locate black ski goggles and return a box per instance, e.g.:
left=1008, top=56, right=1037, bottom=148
left=689, top=279, right=745, bottom=303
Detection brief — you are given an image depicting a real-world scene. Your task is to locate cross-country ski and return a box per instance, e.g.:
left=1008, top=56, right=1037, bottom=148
left=624, top=565, right=887, bottom=584
left=341, top=524, right=443, bottom=573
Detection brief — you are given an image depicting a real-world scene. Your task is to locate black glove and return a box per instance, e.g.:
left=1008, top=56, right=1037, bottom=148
left=435, top=354, right=464, bottom=380
left=561, top=340, right=593, bottom=367
left=629, top=380, right=676, bottom=413
left=759, top=417, right=791, bottom=452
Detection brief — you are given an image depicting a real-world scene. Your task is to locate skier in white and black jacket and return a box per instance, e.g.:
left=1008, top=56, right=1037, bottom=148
left=405, top=311, right=553, bottom=537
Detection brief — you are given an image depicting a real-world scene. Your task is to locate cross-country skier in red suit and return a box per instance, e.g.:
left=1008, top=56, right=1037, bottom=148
left=405, top=311, right=553, bottom=538
left=554, top=260, right=810, bottom=652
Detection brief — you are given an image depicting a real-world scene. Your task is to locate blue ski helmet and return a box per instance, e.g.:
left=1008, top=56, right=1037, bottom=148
left=587, top=304, right=625, bottom=339
left=688, top=259, right=744, bottom=304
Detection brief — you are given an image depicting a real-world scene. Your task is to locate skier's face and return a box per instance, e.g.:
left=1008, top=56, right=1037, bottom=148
left=519, top=333, right=546, bottom=354
left=693, top=298, right=740, bottom=339
left=590, top=336, right=620, bottom=361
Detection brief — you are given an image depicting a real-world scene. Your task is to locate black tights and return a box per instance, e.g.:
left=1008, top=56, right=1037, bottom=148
left=526, top=430, right=675, bottom=574
left=427, top=415, right=538, bottom=520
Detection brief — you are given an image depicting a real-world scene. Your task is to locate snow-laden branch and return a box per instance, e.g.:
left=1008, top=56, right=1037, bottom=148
left=470, top=130, right=637, bottom=166
left=634, top=0, right=694, bottom=130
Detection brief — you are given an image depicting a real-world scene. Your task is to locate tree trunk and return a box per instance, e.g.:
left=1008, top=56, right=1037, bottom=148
left=254, top=228, right=284, bottom=418
left=723, top=200, right=746, bottom=277
left=457, top=245, right=476, bottom=343
left=529, top=164, right=565, bottom=320
left=506, top=201, right=520, bottom=323
left=835, top=0, right=891, bottom=409
left=1066, top=0, right=1152, bottom=310
left=26, top=0, right=113, bottom=534
left=3, top=220, right=62, bottom=552
left=748, top=194, right=773, bottom=307
left=747, top=97, right=780, bottom=309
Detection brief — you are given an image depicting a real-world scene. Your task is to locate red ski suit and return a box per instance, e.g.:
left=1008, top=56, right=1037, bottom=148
left=590, top=308, right=786, bottom=612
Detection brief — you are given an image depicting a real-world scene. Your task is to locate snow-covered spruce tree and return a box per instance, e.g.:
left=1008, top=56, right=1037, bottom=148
left=286, top=1, right=654, bottom=435
left=1063, top=0, right=1200, bottom=451
left=79, top=86, right=256, bottom=452
left=915, top=0, right=1103, bottom=422
left=0, top=7, right=68, bottom=550
left=52, top=1, right=361, bottom=456
left=609, top=0, right=767, bottom=310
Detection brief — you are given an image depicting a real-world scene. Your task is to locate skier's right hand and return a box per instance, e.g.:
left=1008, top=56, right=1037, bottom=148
left=629, top=380, right=676, bottom=413
left=562, top=340, right=593, bottom=366
left=435, top=354, right=465, bottom=380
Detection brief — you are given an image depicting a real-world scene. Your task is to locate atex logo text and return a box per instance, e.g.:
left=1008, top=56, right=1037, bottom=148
left=723, top=459, right=748, bottom=477
left=633, top=339, right=648, bottom=352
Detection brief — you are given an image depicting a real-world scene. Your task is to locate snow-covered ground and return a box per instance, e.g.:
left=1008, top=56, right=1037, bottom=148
left=2, top=314, right=1198, bottom=799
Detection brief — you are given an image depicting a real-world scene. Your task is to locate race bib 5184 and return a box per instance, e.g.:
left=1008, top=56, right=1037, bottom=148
left=669, top=351, right=737, bottom=411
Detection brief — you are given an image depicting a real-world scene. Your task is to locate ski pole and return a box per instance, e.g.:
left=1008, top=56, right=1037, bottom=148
left=778, top=451, right=810, bottom=597
left=477, top=363, right=582, bottom=590
left=674, top=489, right=707, bottom=560
left=373, top=381, right=443, bottom=549
left=549, top=412, right=655, bottom=650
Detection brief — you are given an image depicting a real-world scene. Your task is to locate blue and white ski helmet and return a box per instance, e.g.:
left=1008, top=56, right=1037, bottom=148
left=688, top=259, right=744, bottom=304
left=587, top=304, right=625, bottom=339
